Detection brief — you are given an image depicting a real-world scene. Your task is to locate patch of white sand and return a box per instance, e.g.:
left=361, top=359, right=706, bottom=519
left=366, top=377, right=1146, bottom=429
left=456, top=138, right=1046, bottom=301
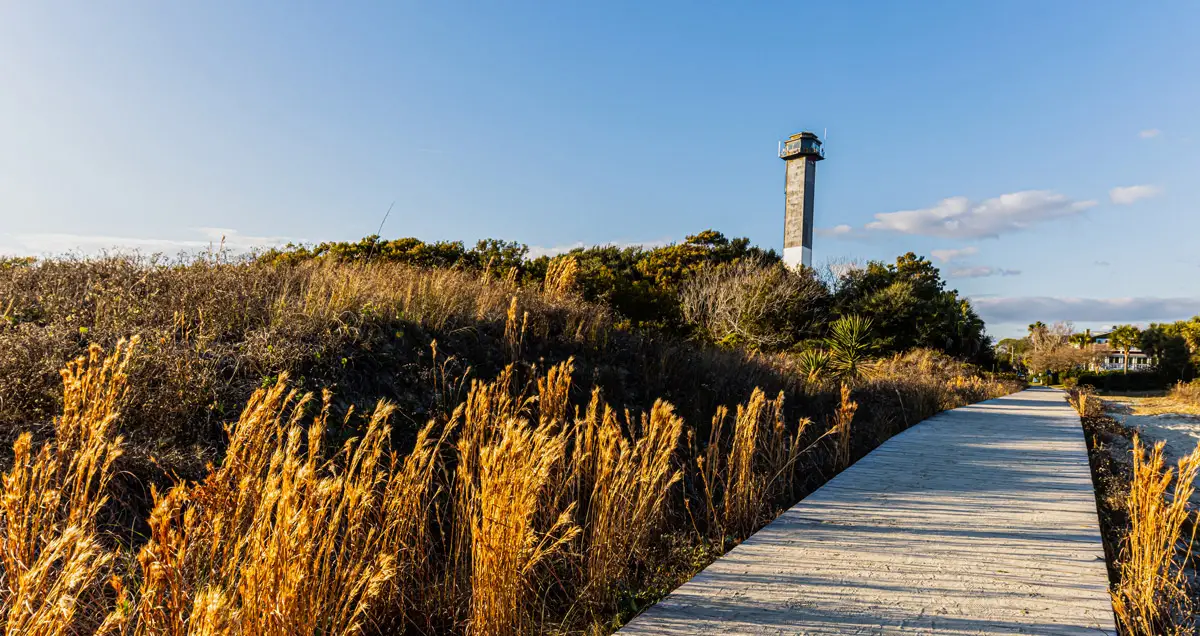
left=1107, top=402, right=1200, bottom=504
left=1112, top=411, right=1200, bottom=462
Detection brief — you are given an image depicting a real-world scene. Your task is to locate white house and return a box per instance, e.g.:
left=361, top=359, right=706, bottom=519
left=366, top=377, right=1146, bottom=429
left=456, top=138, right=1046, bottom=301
left=1088, top=331, right=1152, bottom=372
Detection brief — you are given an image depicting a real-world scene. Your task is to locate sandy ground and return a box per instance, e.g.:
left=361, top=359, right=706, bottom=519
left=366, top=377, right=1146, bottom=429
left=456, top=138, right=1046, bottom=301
left=1104, top=394, right=1200, bottom=512
left=1104, top=395, right=1200, bottom=463
left=1100, top=393, right=1200, bottom=628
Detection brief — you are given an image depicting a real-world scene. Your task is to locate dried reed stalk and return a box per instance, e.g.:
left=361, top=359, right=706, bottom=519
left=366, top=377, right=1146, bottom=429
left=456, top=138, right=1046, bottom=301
left=544, top=256, right=579, bottom=302
left=0, top=338, right=136, bottom=635
left=107, top=377, right=446, bottom=636
left=833, top=384, right=858, bottom=470
left=1111, top=436, right=1200, bottom=635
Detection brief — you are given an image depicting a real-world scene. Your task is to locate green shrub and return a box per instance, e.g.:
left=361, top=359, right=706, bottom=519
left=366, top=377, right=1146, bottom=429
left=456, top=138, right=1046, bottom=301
left=1070, top=370, right=1168, bottom=393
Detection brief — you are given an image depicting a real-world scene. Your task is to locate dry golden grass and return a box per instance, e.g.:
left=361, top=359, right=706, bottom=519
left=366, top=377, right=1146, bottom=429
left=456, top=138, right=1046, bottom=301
left=1173, top=380, right=1200, bottom=402
left=543, top=256, right=579, bottom=303
left=833, top=384, right=858, bottom=471
left=1168, top=381, right=1200, bottom=414
left=689, top=388, right=815, bottom=541
left=1067, top=385, right=1106, bottom=419
left=577, top=395, right=684, bottom=611
left=0, top=339, right=135, bottom=635
left=0, top=334, right=1017, bottom=635
left=0, top=257, right=610, bottom=458
left=103, top=378, right=445, bottom=635
left=724, top=389, right=768, bottom=538
left=467, top=422, right=576, bottom=634
left=1101, top=394, right=1200, bottom=419
left=1110, top=435, right=1200, bottom=635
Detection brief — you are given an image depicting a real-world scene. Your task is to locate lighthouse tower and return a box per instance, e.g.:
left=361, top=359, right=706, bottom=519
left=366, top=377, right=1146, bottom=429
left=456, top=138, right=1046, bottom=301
left=779, top=131, right=824, bottom=269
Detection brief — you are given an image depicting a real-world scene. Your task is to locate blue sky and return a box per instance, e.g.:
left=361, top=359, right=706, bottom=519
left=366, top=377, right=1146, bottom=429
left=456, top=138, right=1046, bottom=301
left=2, top=2, right=1198, bottom=338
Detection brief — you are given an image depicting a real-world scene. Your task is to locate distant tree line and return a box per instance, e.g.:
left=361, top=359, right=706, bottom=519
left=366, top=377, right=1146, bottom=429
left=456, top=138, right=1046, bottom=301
left=996, top=318, right=1200, bottom=384
left=260, top=230, right=996, bottom=365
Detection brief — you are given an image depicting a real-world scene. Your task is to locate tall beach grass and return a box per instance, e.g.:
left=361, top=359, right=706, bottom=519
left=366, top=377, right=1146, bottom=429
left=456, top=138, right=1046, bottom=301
left=0, top=256, right=1019, bottom=634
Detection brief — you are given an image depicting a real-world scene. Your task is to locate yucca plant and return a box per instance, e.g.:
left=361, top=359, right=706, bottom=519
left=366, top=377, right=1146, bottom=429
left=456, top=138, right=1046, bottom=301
left=794, top=349, right=832, bottom=384
left=826, top=315, right=877, bottom=382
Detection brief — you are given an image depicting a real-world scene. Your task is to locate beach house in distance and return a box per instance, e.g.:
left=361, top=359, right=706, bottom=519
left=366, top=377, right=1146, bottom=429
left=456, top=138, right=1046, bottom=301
left=1086, top=330, right=1153, bottom=372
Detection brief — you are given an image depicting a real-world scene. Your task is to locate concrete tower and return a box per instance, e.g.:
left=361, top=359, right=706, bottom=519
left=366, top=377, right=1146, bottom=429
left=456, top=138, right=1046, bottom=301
left=779, top=131, right=824, bottom=269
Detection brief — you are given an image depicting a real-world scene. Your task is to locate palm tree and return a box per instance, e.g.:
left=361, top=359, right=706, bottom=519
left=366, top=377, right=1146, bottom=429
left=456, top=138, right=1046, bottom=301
left=1109, top=324, right=1141, bottom=375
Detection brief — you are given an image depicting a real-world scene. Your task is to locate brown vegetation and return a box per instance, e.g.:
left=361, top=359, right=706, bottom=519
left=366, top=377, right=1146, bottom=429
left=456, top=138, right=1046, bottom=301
left=0, top=256, right=1019, bottom=635
left=0, top=339, right=134, bottom=634
left=1170, top=380, right=1200, bottom=410
left=1025, top=321, right=1103, bottom=375
left=1110, top=436, right=1200, bottom=634
left=679, top=259, right=827, bottom=350
left=1069, top=386, right=1200, bottom=635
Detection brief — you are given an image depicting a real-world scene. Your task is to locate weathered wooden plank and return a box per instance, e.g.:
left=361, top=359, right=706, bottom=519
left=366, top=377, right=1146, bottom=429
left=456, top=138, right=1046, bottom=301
left=621, top=388, right=1116, bottom=635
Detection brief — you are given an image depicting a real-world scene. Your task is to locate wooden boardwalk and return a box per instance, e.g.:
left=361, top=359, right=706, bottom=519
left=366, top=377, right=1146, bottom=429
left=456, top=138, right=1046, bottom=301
left=621, top=388, right=1116, bottom=635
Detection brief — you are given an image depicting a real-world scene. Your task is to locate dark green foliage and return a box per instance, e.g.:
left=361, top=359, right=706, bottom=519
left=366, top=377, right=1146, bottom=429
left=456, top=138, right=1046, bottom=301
left=1140, top=323, right=1198, bottom=383
left=831, top=253, right=992, bottom=363
left=995, top=337, right=1031, bottom=372
left=552, top=230, right=782, bottom=330
left=1069, top=370, right=1169, bottom=392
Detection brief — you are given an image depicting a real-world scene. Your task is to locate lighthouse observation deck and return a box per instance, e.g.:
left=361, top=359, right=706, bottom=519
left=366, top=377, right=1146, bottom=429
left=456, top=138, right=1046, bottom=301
left=779, top=132, right=824, bottom=160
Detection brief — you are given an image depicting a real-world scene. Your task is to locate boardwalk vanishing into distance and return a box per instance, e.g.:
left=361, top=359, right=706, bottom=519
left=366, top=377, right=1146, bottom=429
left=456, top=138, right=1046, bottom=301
left=621, top=387, right=1116, bottom=635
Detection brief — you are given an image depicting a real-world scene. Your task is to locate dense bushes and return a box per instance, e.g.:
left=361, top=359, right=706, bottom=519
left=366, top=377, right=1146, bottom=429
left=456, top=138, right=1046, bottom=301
left=0, top=255, right=824, bottom=479
left=259, top=230, right=779, bottom=334
left=1139, top=320, right=1200, bottom=383
left=829, top=253, right=990, bottom=361
left=262, top=231, right=996, bottom=364
left=1069, top=370, right=1169, bottom=393
left=679, top=259, right=828, bottom=350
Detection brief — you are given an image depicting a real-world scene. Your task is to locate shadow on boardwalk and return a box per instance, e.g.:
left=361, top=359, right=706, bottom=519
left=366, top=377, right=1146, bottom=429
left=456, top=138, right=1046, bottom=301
left=621, top=388, right=1117, bottom=635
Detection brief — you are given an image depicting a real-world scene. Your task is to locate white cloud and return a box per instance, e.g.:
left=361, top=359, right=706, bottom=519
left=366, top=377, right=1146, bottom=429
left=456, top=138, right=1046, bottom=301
left=930, top=246, right=978, bottom=263
left=949, top=266, right=1020, bottom=278
left=972, top=296, right=1200, bottom=325
left=1139, top=129, right=1161, bottom=139
left=816, top=224, right=853, bottom=237
left=861, top=190, right=1097, bottom=239
left=0, top=228, right=298, bottom=257
left=526, top=242, right=586, bottom=259
left=1109, top=184, right=1163, bottom=205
